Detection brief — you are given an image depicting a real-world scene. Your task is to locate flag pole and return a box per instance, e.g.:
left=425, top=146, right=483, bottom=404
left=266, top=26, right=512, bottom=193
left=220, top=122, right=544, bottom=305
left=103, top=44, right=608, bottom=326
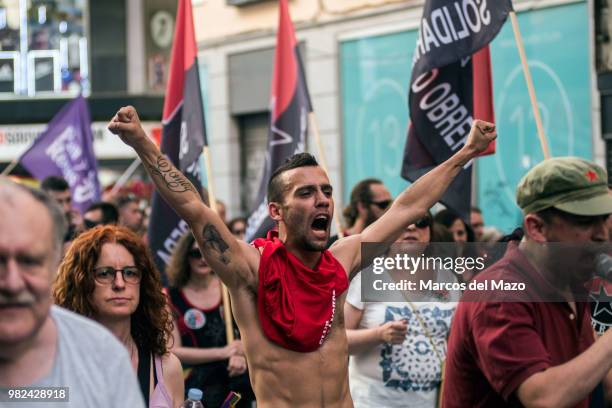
left=509, top=11, right=551, bottom=160
left=1, top=159, right=18, bottom=176
left=188, top=0, right=234, bottom=342
left=109, top=157, right=142, bottom=196
left=202, top=145, right=235, bottom=344
left=308, top=112, right=344, bottom=239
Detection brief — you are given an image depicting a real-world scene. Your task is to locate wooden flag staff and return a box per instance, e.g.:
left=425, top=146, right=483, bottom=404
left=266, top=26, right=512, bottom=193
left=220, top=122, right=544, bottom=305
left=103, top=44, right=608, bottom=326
left=202, top=145, right=235, bottom=344
left=1, top=159, right=18, bottom=176
left=308, top=111, right=345, bottom=239
left=109, top=158, right=142, bottom=196
left=509, top=11, right=551, bottom=160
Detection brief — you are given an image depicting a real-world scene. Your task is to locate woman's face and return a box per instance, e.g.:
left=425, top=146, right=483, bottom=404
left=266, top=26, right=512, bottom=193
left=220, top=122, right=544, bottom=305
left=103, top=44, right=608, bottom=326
left=91, top=243, right=140, bottom=321
left=449, top=219, right=468, bottom=242
left=231, top=221, right=246, bottom=241
left=187, top=243, right=212, bottom=276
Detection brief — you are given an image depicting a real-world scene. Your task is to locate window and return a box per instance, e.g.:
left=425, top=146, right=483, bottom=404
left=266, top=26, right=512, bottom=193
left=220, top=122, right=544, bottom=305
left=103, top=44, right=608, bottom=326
left=0, top=0, right=89, bottom=97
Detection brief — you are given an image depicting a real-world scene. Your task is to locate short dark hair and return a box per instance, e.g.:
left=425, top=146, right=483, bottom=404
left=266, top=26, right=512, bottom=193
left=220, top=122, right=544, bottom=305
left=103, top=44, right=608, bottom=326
left=267, top=153, right=319, bottom=203
left=434, top=209, right=475, bottom=242
left=228, top=216, right=246, bottom=233
left=85, top=202, right=119, bottom=225
left=41, top=176, right=69, bottom=192
left=343, top=178, right=383, bottom=227
left=471, top=206, right=482, bottom=214
left=116, top=194, right=139, bottom=210
left=534, top=207, right=605, bottom=226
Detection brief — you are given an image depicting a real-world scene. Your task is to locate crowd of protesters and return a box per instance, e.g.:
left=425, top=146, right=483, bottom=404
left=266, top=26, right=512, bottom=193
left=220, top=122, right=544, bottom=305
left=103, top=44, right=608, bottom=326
left=3, top=111, right=612, bottom=407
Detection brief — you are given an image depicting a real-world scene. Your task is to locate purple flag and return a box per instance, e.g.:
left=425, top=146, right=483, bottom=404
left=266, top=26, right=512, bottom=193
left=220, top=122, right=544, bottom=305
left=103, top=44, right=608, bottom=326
left=20, top=96, right=100, bottom=214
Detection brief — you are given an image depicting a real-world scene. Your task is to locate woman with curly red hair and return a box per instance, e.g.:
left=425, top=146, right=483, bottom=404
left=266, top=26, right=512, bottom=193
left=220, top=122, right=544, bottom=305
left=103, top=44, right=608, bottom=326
left=53, top=225, right=184, bottom=408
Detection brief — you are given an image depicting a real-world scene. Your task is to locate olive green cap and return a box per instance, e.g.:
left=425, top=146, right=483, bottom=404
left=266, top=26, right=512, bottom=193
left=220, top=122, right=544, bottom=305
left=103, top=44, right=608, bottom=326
left=516, top=157, right=612, bottom=216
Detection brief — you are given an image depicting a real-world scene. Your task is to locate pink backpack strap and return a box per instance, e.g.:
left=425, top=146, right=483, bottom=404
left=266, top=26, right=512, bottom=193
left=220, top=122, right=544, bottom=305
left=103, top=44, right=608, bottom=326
left=149, top=355, right=173, bottom=408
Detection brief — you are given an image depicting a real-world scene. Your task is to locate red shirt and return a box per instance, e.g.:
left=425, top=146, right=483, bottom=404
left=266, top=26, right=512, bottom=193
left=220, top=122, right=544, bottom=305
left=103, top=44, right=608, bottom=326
left=253, top=231, right=349, bottom=352
left=443, top=245, right=595, bottom=408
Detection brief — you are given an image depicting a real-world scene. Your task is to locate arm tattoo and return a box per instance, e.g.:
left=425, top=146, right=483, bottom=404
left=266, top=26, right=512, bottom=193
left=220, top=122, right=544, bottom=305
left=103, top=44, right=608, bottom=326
left=202, top=224, right=230, bottom=265
left=147, top=154, right=195, bottom=193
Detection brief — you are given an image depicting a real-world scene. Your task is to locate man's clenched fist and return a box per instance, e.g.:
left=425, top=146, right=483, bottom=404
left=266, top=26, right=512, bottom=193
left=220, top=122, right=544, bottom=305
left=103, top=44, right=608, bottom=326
left=464, top=119, right=496, bottom=156
left=108, top=106, right=148, bottom=148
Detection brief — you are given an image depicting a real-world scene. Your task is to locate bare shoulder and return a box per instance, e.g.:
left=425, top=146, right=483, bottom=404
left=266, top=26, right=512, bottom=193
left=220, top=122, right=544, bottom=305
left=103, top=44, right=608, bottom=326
left=162, top=352, right=183, bottom=378
left=161, top=352, right=185, bottom=406
left=329, top=235, right=362, bottom=277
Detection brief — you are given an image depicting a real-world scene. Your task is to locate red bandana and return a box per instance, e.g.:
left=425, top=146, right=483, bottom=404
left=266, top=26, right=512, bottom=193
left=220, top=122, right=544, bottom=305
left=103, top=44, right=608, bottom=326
left=253, top=231, right=349, bottom=352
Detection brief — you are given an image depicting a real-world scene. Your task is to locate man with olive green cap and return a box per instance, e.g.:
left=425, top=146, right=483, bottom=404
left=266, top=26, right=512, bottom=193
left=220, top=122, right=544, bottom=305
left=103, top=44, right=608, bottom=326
left=443, top=157, right=612, bottom=408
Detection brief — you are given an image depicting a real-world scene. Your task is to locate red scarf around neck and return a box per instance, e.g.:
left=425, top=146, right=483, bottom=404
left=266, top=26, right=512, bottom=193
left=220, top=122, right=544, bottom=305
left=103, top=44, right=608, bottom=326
left=253, top=231, right=349, bottom=352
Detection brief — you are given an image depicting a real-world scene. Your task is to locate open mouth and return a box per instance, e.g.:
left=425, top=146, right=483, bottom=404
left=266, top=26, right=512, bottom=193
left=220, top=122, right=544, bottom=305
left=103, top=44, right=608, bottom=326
left=311, top=215, right=329, bottom=232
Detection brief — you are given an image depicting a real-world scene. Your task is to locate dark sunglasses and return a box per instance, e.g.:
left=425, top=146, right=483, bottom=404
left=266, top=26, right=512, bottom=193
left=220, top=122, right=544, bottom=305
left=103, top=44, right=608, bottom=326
left=84, top=219, right=102, bottom=229
left=415, top=217, right=432, bottom=229
left=94, top=266, right=141, bottom=285
left=369, top=199, right=392, bottom=210
left=188, top=248, right=203, bottom=259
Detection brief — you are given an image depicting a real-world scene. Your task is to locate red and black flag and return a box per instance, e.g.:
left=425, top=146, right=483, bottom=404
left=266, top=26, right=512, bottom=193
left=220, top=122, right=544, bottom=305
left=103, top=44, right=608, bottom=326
left=148, top=0, right=206, bottom=278
left=401, top=0, right=512, bottom=220
left=245, top=0, right=312, bottom=241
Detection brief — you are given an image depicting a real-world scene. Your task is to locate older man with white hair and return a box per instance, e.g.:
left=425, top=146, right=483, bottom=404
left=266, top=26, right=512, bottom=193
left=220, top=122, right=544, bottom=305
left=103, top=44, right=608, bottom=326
left=0, top=177, right=145, bottom=407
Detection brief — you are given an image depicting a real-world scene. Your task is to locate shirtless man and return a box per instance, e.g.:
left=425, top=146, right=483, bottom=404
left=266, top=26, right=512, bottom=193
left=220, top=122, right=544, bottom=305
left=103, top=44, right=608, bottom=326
left=109, top=106, right=495, bottom=407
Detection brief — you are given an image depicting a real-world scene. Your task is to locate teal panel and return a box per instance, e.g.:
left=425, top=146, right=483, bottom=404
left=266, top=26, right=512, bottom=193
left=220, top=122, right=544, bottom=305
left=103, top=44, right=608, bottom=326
left=340, top=30, right=416, bottom=202
left=478, top=2, right=592, bottom=233
left=340, top=2, right=592, bottom=234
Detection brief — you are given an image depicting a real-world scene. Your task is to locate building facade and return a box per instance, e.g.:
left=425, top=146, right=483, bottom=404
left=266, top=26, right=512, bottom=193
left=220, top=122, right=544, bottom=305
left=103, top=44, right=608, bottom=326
left=0, top=0, right=178, bottom=184
left=194, top=0, right=601, bottom=233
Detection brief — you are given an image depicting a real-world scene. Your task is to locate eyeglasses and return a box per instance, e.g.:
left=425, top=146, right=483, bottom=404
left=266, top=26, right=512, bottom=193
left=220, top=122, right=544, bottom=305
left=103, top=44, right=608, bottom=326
left=94, top=266, right=141, bottom=285
left=415, top=217, right=432, bottom=229
left=369, top=199, right=392, bottom=210
left=187, top=248, right=203, bottom=259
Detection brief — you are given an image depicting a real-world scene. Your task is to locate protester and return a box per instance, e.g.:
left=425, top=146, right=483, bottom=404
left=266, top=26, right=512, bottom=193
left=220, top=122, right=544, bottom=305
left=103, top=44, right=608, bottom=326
left=109, top=105, right=496, bottom=406
left=41, top=175, right=82, bottom=239
left=228, top=217, right=247, bottom=241
left=166, top=233, right=254, bottom=408
left=342, top=178, right=392, bottom=232
left=434, top=209, right=474, bottom=243
left=117, top=194, right=145, bottom=234
left=83, top=201, right=119, bottom=229
left=53, top=225, right=183, bottom=407
left=0, top=178, right=145, bottom=406
left=443, top=157, right=612, bottom=408
left=470, top=206, right=485, bottom=241
left=431, top=222, right=454, bottom=242
left=345, top=212, right=458, bottom=407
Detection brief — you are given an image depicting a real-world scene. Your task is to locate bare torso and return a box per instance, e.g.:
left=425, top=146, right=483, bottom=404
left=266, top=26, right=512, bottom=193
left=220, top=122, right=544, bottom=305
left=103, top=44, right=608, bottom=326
left=229, top=282, right=354, bottom=408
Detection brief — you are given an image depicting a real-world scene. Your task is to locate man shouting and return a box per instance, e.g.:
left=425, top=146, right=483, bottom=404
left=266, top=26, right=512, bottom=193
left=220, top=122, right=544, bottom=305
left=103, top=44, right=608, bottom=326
left=109, top=106, right=495, bottom=407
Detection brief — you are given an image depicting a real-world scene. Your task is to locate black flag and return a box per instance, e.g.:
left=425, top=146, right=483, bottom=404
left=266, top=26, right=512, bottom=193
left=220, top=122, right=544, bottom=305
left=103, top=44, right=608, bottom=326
left=148, top=0, right=206, bottom=280
left=402, top=0, right=512, bottom=220
left=245, top=0, right=313, bottom=242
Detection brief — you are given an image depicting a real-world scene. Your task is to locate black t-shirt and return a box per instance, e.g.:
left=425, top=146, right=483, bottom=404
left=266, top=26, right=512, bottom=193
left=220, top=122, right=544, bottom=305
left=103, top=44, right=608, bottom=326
left=167, top=287, right=254, bottom=407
